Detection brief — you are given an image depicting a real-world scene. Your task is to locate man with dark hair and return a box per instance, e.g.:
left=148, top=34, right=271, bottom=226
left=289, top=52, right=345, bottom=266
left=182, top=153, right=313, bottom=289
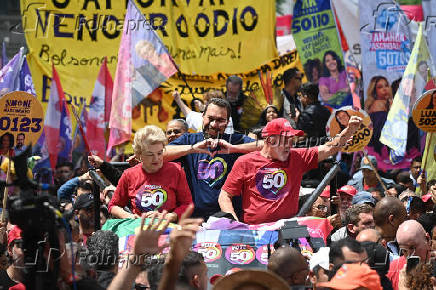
left=296, top=82, right=331, bottom=143
left=57, top=171, right=94, bottom=202
left=178, top=251, right=208, bottom=290
left=331, top=203, right=375, bottom=241
left=281, top=68, right=303, bottom=127
left=13, top=133, right=26, bottom=155
left=267, top=246, right=309, bottom=287
left=55, top=161, right=74, bottom=187
left=225, top=75, right=246, bottom=131
left=73, top=193, right=96, bottom=244
left=165, top=98, right=261, bottom=220
left=86, top=230, right=119, bottom=288
left=408, top=196, right=426, bottom=220
left=409, top=156, right=422, bottom=187
left=396, top=171, right=414, bottom=191
left=329, top=238, right=368, bottom=268
left=373, top=197, right=407, bottom=257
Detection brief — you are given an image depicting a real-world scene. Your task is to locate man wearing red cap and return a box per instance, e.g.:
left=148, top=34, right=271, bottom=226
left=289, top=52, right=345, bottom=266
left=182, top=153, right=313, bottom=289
left=218, top=116, right=362, bottom=224
left=0, top=226, right=24, bottom=288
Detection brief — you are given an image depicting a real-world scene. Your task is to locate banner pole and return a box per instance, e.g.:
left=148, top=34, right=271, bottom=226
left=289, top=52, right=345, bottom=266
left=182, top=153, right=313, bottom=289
left=1, top=151, right=12, bottom=222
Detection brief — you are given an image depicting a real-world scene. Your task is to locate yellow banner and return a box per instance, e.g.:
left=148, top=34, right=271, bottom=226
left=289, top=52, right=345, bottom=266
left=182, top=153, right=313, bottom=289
left=21, top=0, right=277, bottom=115
left=132, top=50, right=304, bottom=132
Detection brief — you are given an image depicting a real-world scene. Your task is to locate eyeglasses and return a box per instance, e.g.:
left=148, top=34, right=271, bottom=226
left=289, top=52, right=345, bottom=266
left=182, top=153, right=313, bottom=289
left=399, top=246, right=416, bottom=257
left=315, top=205, right=328, bottom=211
left=135, top=284, right=150, bottom=290
left=13, top=239, right=23, bottom=249
left=166, top=129, right=182, bottom=135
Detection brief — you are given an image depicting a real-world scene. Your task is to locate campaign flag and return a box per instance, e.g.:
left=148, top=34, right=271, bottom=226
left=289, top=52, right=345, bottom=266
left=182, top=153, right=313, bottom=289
left=380, top=24, right=434, bottom=164
left=19, top=56, right=36, bottom=95
left=1, top=42, right=8, bottom=68
left=0, top=47, right=24, bottom=95
left=292, top=0, right=352, bottom=109
left=44, top=65, right=71, bottom=169
left=107, top=0, right=178, bottom=155
left=86, top=58, right=113, bottom=159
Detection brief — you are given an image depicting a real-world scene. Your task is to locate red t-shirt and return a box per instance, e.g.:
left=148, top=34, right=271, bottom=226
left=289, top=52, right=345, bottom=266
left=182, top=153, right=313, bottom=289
left=108, top=162, right=192, bottom=218
left=387, top=256, right=406, bottom=290
left=222, top=148, right=318, bottom=224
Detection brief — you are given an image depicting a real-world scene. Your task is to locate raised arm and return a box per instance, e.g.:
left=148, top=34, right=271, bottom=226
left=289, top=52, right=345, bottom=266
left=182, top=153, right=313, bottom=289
left=173, top=91, right=192, bottom=118
left=317, top=116, right=362, bottom=162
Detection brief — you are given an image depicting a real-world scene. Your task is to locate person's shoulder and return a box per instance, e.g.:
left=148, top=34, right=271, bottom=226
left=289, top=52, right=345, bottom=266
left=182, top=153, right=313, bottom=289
left=237, top=151, right=259, bottom=162
left=164, top=161, right=183, bottom=171
left=123, top=163, right=143, bottom=175
left=224, top=133, right=254, bottom=144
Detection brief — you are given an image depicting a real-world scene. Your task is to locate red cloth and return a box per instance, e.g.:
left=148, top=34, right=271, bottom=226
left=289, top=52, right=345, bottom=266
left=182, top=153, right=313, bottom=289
left=7, top=226, right=22, bottom=246
left=387, top=256, right=406, bottom=290
left=222, top=148, right=318, bottom=224
left=109, top=162, right=192, bottom=218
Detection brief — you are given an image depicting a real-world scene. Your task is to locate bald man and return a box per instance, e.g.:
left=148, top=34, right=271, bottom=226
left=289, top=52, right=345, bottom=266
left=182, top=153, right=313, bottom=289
left=267, top=247, right=309, bottom=287
left=387, top=220, right=431, bottom=290
left=356, top=228, right=382, bottom=243
left=373, top=197, right=407, bottom=253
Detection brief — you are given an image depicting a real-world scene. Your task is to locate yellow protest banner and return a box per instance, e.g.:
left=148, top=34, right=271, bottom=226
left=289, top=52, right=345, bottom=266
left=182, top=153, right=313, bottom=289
left=132, top=50, right=304, bottom=132
left=21, top=0, right=277, bottom=116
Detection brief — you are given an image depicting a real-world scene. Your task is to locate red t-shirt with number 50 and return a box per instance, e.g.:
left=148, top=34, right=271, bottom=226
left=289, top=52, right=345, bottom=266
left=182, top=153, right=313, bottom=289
left=222, top=148, right=318, bottom=224
left=108, top=162, right=192, bottom=218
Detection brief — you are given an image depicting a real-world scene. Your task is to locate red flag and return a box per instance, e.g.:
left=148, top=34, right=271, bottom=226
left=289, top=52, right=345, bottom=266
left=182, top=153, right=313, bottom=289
left=44, top=65, right=66, bottom=169
left=86, top=58, right=113, bottom=159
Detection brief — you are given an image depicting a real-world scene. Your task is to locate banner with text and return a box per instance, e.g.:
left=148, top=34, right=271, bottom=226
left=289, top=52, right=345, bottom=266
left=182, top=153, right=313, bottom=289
left=21, top=0, right=277, bottom=118
left=292, top=0, right=352, bottom=109
left=359, top=0, right=412, bottom=100
left=131, top=50, right=304, bottom=132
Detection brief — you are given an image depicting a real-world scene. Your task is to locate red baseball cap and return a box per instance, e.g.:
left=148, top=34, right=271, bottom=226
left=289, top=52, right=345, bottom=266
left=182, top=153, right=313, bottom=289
left=321, top=185, right=330, bottom=198
left=318, top=263, right=382, bottom=290
left=210, top=268, right=242, bottom=285
left=261, top=118, right=304, bottom=138
left=8, top=225, right=22, bottom=247
left=337, top=185, right=357, bottom=197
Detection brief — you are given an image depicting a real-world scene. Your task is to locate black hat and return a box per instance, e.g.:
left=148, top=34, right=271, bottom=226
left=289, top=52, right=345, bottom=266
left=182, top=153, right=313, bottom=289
left=73, top=193, right=94, bottom=211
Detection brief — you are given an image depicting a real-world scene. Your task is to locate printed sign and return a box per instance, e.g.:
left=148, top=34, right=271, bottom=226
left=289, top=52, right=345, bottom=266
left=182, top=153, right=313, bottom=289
left=0, top=91, right=44, bottom=148
left=412, top=89, right=436, bottom=132
left=193, top=242, right=223, bottom=263
left=225, top=243, right=256, bottom=265
left=326, top=106, right=373, bottom=152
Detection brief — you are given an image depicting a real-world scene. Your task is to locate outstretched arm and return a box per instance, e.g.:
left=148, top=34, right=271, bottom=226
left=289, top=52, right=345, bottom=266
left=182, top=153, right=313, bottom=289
left=318, top=116, right=362, bottom=162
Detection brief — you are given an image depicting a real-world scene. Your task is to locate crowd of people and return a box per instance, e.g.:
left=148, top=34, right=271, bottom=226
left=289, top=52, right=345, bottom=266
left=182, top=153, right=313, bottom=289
left=0, top=69, right=435, bottom=289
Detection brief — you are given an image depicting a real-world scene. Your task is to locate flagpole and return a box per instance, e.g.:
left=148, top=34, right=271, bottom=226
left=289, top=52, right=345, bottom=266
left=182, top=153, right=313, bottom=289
left=1, top=151, right=12, bottom=222
left=422, top=132, right=432, bottom=173
left=168, top=57, right=199, bottom=101
left=71, top=106, right=92, bottom=154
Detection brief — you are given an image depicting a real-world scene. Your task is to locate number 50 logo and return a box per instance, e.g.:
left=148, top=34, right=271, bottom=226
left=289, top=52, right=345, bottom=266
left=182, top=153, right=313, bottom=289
left=225, top=244, right=255, bottom=265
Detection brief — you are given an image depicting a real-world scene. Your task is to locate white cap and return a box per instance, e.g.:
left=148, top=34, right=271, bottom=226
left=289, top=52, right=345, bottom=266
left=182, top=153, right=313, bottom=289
left=309, top=247, right=330, bottom=271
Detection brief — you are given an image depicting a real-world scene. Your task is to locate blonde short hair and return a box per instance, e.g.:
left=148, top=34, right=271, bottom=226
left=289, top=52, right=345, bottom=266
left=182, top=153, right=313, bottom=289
left=133, top=125, right=167, bottom=156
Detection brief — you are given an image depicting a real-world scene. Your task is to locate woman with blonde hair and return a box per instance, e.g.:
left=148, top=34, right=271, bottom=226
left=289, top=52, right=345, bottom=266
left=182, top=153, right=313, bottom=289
left=108, top=125, right=192, bottom=222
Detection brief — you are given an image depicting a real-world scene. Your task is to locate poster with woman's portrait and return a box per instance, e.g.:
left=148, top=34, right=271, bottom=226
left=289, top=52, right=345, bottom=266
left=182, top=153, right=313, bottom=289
left=326, top=106, right=373, bottom=152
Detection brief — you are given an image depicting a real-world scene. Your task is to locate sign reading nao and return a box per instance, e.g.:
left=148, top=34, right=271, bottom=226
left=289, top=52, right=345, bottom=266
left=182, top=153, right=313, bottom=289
left=0, top=91, right=44, bottom=147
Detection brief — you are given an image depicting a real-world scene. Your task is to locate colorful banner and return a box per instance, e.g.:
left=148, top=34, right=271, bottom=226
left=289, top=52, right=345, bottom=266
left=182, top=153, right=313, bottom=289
left=292, top=0, right=352, bottom=109
left=0, top=91, right=44, bottom=147
left=359, top=0, right=412, bottom=100
left=380, top=24, right=432, bottom=164
left=103, top=216, right=332, bottom=279
left=21, top=0, right=277, bottom=118
left=130, top=50, right=304, bottom=132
